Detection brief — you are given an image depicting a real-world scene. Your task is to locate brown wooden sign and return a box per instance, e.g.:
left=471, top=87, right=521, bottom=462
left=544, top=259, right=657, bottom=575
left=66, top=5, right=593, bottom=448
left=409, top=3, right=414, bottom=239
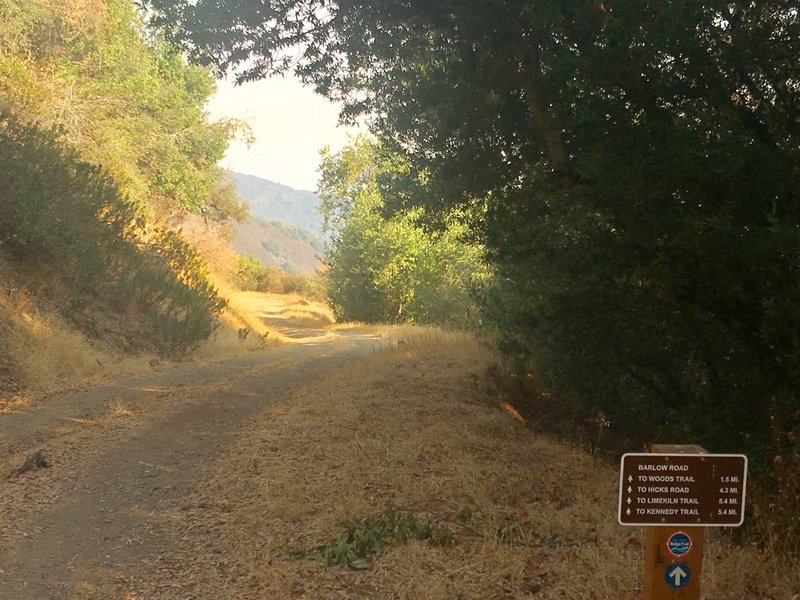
left=618, top=453, right=747, bottom=527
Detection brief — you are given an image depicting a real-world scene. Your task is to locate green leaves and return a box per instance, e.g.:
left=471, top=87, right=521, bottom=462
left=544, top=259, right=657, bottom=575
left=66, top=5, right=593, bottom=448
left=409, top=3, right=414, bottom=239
left=284, top=507, right=456, bottom=570
left=0, top=0, right=245, bottom=356
left=318, top=138, right=488, bottom=326
left=1, top=0, right=243, bottom=222
left=0, top=116, right=223, bottom=358
left=147, top=0, right=800, bottom=548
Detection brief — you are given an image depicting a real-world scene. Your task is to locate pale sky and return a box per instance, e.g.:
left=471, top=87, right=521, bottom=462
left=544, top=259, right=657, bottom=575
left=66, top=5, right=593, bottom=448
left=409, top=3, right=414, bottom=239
left=206, top=75, right=360, bottom=192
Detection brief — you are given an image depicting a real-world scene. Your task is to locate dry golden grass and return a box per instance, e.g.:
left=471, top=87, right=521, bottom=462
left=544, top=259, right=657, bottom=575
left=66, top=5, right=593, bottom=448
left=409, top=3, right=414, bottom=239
left=214, top=281, right=274, bottom=336
left=0, top=286, right=106, bottom=392
left=196, top=284, right=291, bottom=358
left=195, top=304, right=273, bottom=361
left=196, top=285, right=341, bottom=357
left=159, top=328, right=799, bottom=600
left=0, top=264, right=229, bottom=399
left=235, top=290, right=335, bottom=324
left=0, top=221, right=334, bottom=401
left=280, top=309, right=332, bottom=328
left=169, top=217, right=283, bottom=358
left=178, top=216, right=335, bottom=345
left=0, top=254, right=335, bottom=399
left=0, top=254, right=182, bottom=398
left=173, top=214, right=240, bottom=282
left=378, top=323, right=484, bottom=348
left=0, top=281, right=198, bottom=400
left=225, top=290, right=338, bottom=344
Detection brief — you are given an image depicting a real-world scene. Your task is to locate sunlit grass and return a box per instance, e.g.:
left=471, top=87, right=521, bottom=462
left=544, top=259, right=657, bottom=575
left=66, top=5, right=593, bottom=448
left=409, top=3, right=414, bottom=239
left=169, top=326, right=799, bottom=599
left=0, top=286, right=106, bottom=391
left=279, top=309, right=333, bottom=328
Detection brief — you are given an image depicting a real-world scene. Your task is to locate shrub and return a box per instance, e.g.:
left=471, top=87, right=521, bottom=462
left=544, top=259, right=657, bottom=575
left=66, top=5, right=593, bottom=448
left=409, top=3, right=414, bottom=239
left=0, top=116, right=223, bottom=357
left=234, top=255, right=324, bottom=300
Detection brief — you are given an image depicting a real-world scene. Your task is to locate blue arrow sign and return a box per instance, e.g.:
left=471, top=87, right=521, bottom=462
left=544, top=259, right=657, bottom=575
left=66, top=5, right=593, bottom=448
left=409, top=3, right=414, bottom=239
left=665, top=563, right=691, bottom=589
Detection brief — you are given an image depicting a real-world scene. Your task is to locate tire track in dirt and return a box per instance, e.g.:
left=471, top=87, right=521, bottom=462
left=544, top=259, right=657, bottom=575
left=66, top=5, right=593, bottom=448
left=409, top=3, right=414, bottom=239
left=0, top=333, right=381, bottom=599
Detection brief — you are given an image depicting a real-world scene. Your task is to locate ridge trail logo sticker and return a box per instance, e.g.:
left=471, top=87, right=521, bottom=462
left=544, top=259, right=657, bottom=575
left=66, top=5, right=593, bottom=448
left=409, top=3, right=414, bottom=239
left=667, top=531, right=692, bottom=556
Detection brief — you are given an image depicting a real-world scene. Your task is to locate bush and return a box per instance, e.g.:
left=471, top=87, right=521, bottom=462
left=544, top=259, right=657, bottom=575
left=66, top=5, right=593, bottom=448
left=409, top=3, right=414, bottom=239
left=319, top=139, right=488, bottom=327
left=482, top=177, right=800, bottom=552
left=234, top=255, right=324, bottom=300
left=0, top=116, right=223, bottom=357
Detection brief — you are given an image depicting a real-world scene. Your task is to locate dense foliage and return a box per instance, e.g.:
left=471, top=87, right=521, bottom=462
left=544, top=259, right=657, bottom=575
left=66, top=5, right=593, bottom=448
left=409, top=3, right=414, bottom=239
left=145, top=0, right=799, bottom=544
left=0, top=118, right=224, bottom=356
left=318, top=137, right=487, bottom=327
left=235, top=255, right=323, bottom=299
left=0, top=0, right=244, bottom=355
left=0, top=0, right=247, bottom=222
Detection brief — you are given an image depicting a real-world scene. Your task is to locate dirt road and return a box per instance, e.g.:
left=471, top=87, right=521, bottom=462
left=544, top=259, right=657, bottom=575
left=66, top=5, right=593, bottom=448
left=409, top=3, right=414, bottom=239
left=0, top=307, right=382, bottom=599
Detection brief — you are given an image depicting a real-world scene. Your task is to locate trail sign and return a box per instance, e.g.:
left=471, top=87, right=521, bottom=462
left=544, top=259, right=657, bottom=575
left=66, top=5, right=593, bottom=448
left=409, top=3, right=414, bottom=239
left=618, top=453, right=747, bottom=527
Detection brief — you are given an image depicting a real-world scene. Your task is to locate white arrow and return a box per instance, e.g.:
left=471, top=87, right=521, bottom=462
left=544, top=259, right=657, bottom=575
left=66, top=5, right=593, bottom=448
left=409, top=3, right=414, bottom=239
left=626, top=508, right=631, bottom=515
left=627, top=486, right=632, bottom=493
left=668, top=565, right=688, bottom=586
left=628, top=475, right=633, bottom=483
left=627, top=497, right=632, bottom=504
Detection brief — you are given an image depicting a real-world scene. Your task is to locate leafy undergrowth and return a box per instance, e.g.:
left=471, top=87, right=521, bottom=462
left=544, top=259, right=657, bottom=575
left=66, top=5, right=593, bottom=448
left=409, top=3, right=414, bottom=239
left=283, top=507, right=457, bottom=570
left=135, top=328, right=800, bottom=599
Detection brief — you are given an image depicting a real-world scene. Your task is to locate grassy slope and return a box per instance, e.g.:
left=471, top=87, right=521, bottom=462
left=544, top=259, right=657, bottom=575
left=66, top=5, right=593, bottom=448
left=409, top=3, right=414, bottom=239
left=0, top=256, right=109, bottom=397
left=136, top=328, right=799, bottom=599
left=0, top=241, right=328, bottom=404
left=232, top=217, right=323, bottom=273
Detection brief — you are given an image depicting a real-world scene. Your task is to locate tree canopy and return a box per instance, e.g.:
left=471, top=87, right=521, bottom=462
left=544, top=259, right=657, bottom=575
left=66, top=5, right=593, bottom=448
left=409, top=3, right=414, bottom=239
left=1, top=0, right=249, bottom=222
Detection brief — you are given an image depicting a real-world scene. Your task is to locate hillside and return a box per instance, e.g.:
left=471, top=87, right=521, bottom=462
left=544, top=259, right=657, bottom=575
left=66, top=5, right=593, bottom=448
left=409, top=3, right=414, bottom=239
left=229, top=172, right=323, bottom=236
left=0, top=0, right=247, bottom=386
left=228, top=172, right=325, bottom=273
left=233, top=217, right=323, bottom=273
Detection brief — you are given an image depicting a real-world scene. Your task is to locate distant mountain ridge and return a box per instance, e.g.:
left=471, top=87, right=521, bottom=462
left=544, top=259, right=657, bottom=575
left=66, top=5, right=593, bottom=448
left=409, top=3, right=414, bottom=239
left=228, top=172, right=324, bottom=273
left=228, top=172, right=323, bottom=236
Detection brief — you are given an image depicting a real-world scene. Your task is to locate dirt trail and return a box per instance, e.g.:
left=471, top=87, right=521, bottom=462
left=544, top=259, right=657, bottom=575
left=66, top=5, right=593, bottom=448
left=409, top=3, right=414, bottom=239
left=3, top=299, right=797, bottom=599
left=0, top=298, right=383, bottom=599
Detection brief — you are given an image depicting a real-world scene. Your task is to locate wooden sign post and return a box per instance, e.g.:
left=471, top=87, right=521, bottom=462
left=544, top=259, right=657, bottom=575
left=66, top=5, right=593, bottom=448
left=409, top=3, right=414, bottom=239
left=618, top=444, right=748, bottom=599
